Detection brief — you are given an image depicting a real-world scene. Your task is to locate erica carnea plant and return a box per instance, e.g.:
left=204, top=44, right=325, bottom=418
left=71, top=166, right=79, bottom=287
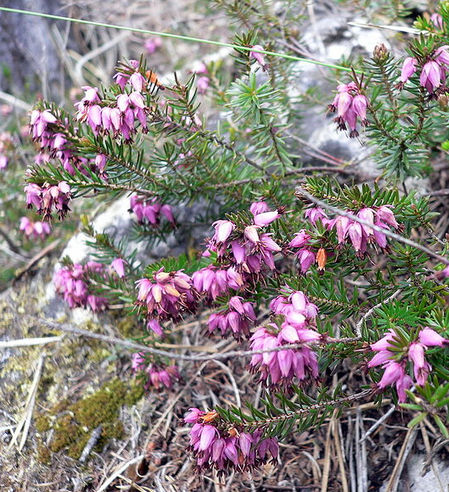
left=17, top=0, right=449, bottom=476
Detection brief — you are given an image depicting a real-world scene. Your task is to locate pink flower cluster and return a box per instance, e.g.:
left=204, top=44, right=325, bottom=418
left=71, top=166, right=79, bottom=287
left=129, top=195, right=175, bottom=226
left=131, top=353, right=181, bottom=390
left=75, top=83, right=148, bottom=142
left=207, top=296, right=256, bottom=340
left=29, top=109, right=101, bottom=177
left=29, top=109, right=59, bottom=141
left=113, top=60, right=148, bottom=91
left=136, top=268, right=197, bottom=323
left=333, top=205, right=399, bottom=254
left=194, top=62, right=210, bottom=94
left=184, top=408, right=279, bottom=473
left=249, top=291, right=320, bottom=391
left=328, top=82, right=369, bottom=137
left=25, top=181, right=71, bottom=220
left=19, top=217, right=51, bottom=240
left=291, top=205, right=400, bottom=266
left=368, top=327, right=449, bottom=402
left=206, top=201, right=282, bottom=279
left=289, top=229, right=315, bottom=273
left=400, top=45, right=449, bottom=94
left=192, top=265, right=244, bottom=300
left=54, top=261, right=109, bottom=311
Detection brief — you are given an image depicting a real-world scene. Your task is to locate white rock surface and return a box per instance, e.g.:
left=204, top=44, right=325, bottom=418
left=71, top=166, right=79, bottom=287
left=380, top=453, right=449, bottom=491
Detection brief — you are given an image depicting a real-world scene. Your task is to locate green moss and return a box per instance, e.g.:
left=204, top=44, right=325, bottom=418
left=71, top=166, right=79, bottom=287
left=50, top=398, right=70, bottom=415
left=49, top=414, right=83, bottom=454
left=115, top=315, right=141, bottom=337
left=72, top=379, right=126, bottom=428
left=45, top=378, right=143, bottom=460
left=35, top=414, right=51, bottom=433
left=101, top=421, right=125, bottom=442
left=124, top=380, right=145, bottom=406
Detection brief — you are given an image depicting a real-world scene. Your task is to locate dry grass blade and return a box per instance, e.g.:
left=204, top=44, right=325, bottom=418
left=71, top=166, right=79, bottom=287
left=146, top=361, right=208, bottom=441
left=355, top=289, right=403, bottom=337
left=0, top=90, right=31, bottom=111
left=321, top=421, right=332, bottom=492
left=359, top=405, right=396, bottom=443
left=95, top=454, right=145, bottom=492
left=74, top=31, right=129, bottom=85
left=385, top=426, right=419, bottom=492
left=302, top=449, right=322, bottom=483
left=356, top=408, right=368, bottom=492
left=8, top=353, right=45, bottom=451
left=332, top=415, right=349, bottom=492
left=0, top=336, right=62, bottom=348
left=347, top=21, right=420, bottom=34
left=207, top=359, right=241, bottom=407
left=420, top=421, right=445, bottom=492
left=13, top=240, right=61, bottom=282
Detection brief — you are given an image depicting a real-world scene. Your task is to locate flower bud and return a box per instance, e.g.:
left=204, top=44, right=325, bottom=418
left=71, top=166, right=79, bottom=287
left=373, top=43, right=389, bottom=63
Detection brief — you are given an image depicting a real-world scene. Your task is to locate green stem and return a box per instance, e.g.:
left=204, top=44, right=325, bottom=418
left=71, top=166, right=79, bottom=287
left=240, top=389, right=373, bottom=429
left=152, top=112, right=268, bottom=175
left=91, top=145, right=172, bottom=193
left=201, top=166, right=354, bottom=190
left=379, top=64, right=400, bottom=119
left=408, top=87, right=428, bottom=142
left=368, top=104, right=401, bottom=144
left=0, top=7, right=360, bottom=73
left=69, top=179, right=154, bottom=197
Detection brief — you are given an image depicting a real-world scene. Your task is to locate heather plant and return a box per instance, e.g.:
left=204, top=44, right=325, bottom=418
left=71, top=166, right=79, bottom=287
left=4, top=0, right=449, bottom=480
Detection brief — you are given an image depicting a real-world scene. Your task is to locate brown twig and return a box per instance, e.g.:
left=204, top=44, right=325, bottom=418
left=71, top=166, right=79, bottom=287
left=384, top=426, right=418, bottom=492
left=14, top=240, right=61, bottom=282
left=32, top=317, right=360, bottom=362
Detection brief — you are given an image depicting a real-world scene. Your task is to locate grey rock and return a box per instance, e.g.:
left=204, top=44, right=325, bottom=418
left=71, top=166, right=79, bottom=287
left=0, top=0, right=72, bottom=100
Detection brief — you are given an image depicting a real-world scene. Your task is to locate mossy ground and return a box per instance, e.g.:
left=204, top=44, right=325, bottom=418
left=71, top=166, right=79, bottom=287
left=43, top=378, right=143, bottom=459
left=0, top=267, right=148, bottom=490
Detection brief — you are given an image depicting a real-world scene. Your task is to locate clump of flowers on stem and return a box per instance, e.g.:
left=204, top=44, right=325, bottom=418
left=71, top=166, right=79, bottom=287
left=19, top=217, right=51, bottom=240
left=328, top=82, right=369, bottom=137
left=29, top=108, right=102, bottom=176
left=205, top=201, right=282, bottom=281
left=135, top=268, right=197, bottom=323
left=54, top=261, right=109, bottom=311
left=249, top=290, right=321, bottom=391
left=399, top=45, right=449, bottom=95
left=25, top=181, right=72, bottom=220
left=129, top=195, right=175, bottom=226
left=184, top=408, right=279, bottom=473
left=368, top=327, right=449, bottom=401
left=299, top=204, right=400, bottom=258
left=131, top=353, right=181, bottom=390
left=207, top=296, right=256, bottom=340
left=192, top=265, right=244, bottom=300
